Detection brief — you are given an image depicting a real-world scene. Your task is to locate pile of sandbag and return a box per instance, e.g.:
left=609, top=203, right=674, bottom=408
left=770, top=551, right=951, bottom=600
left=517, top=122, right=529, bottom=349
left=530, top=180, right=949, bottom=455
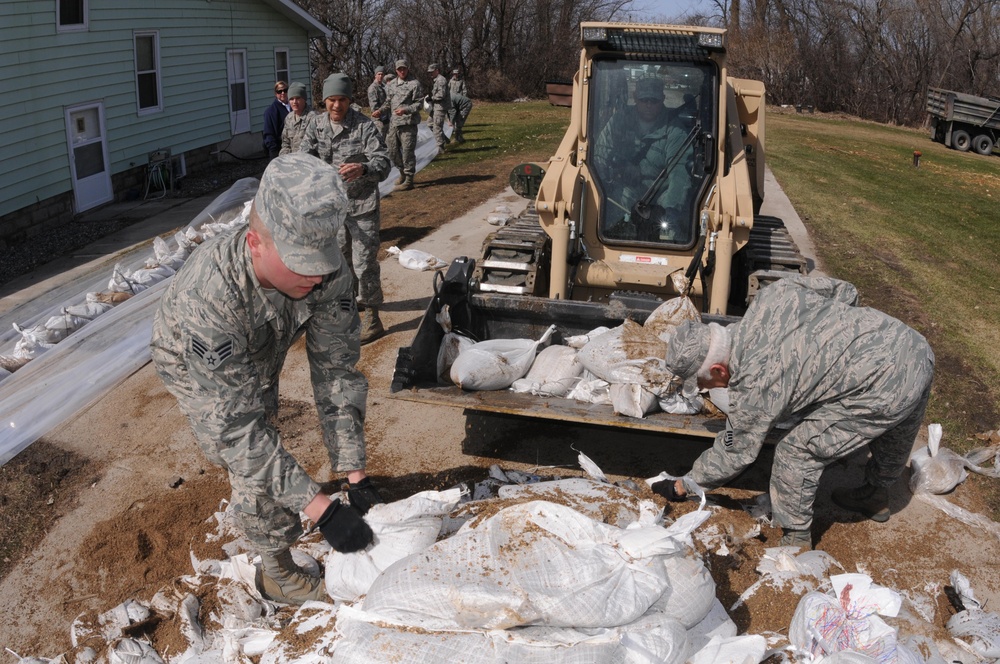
left=0, top=202, right=252, bottom=381
left=440, top=285, right=712, bottom=419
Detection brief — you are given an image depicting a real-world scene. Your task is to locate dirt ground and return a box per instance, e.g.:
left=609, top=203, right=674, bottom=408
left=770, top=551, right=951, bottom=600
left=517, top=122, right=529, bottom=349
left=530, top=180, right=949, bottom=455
left=1, top=144, right=999, bottom=661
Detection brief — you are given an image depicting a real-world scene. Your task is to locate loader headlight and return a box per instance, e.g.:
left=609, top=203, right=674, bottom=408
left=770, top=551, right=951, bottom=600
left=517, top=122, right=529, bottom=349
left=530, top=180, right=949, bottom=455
left=697, top=33, right=725, bottom=51
left=582, top=27, right=608, bottom=43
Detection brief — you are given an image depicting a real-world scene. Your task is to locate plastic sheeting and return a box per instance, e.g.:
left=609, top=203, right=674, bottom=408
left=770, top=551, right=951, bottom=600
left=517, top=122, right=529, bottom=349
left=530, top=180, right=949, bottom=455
left=0, top=125, right=444, bottom=465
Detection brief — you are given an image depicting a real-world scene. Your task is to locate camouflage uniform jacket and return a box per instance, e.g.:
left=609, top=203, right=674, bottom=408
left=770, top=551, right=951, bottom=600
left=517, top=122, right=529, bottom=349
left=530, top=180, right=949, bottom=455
left=593, top=106, right=694, bottom=213
left=450, top=92, right=473, bottom=119
left=279, top=110, right=314, bottom=156
left=689, top=275, right=933, bottom=488
left=377, top=75, right=425, bottom=127
left=367, top=80, right=387, bottom=114
left=150, top=228, right=367, bottom=513
left=430, top=74, right=452, bottom=112
left=449, top=78, right=468, bottom=97
left=299, top=108, right=391, bottom=216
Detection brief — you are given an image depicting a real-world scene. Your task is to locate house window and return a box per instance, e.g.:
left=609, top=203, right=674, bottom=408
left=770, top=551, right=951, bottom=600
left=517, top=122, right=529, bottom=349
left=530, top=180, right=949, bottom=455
left=274, top=49, right=290, bottom=86
left=57, top=0, right=88, bottom=32
left=134, top=31, right=162, bottom=114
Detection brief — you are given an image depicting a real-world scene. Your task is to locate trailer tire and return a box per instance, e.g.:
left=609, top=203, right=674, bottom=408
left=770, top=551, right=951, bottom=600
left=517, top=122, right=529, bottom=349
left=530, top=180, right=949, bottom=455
left=973, top=134, right=994, bottom=156
left=953, top=129, right=972, bottom=152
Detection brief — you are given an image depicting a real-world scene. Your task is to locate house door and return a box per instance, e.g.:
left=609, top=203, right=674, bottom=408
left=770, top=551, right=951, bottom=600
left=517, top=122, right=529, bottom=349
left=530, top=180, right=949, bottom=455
left=227, top=49, right=250, bottom=134
left=65, top=102, right=113, bottom=212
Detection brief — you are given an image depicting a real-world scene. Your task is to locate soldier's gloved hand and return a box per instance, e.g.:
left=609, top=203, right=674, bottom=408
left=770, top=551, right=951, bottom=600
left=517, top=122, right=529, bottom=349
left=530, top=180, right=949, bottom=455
left=316, top=499, right=373, bottom=553
left=651, top=478, right=687, bottom=502
left=347, top=477, right=385, bottom=516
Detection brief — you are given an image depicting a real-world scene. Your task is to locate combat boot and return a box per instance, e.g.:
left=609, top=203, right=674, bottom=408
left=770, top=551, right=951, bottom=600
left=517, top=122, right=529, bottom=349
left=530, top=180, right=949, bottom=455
left=256, top=549, right=326, bottom=605
left=831, top=483, right=890, bottom=522
left=359, top=307, right=385, bottom=344
left=779, top=529, right=812, bottom=551
left=396, top=177, right=414, bottom=191
left=394, top=173, right=405, bottom=185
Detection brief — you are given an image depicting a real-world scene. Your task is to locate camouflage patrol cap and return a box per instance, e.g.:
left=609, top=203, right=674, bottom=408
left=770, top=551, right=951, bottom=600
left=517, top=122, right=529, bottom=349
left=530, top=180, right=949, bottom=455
left=375, top=65, right=385, bottom=74
left=636, top=77, right=665, bottom=101
left=452, top=68, right=460, bottom=75
left=254, top=153, right=346, bottom=275
left=395, top=58, right=409, bottom=69
left=427, top=63, right=440, bottom=72
left=287, top=82, right=307, bottom=99
left=663, top=320, right=711, bottom=380
left=322, top=72, right=353, bottom=100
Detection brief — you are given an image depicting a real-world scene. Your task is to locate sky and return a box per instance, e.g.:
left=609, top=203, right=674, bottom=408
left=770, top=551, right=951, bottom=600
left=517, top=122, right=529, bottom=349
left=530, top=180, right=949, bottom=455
left=629, top=0, right=723, bottom=23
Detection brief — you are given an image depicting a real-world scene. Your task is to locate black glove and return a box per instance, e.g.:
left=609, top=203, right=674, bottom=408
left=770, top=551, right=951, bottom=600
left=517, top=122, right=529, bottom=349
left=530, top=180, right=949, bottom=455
left=347, top=477, right=385, bottom=516
left=316, top=499, right=373, bottom=553
left=651, top=478, right=686, bottom=502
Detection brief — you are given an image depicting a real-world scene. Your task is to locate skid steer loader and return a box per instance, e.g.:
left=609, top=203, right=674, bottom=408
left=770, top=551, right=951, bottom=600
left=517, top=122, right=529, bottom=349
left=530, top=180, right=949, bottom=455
left=390, top=22, right=807, bottom=438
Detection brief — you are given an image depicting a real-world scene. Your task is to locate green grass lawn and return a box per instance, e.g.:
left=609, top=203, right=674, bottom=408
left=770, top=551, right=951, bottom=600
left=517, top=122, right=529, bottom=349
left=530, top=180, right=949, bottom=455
left=766, top=110, right=1000, bottom=451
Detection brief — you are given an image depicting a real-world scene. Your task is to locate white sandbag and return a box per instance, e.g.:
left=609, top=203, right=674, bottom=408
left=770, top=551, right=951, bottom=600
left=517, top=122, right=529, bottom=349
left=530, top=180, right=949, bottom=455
left=658, top=381, right=704, bottom=415
left=109, top=638, right=165, bottom=664
left=437, top=332, right=474, bottom=384
left=510, top=345, right=583, bottom=397
left=684, top=597, right=738, bottom=654
left=387, top=245, right=448, bottom=271
left=642, top=294, right=701, bottom=343
left=565, top=372, right=612, bottom=404
left=910, top=423, right=967, bottom=494
left=686, top=634, right=766, bottom=664
left=496, top=477, right=651, bottom=528
left=611, top=383, right=659, bottom=418
left=577, top=320, right=675, bottom=391
left=947, top=608, right=1000, bottom=659
left=707, top=387, right=730, bottom=414
left=789, top=574, right=904, bottom=664
left=325, top=488, right=463, bottom=602
left=362, top=500, right=709, bottom=631
left=564, top=326, right=611, bottom=349
left=648, top=551, right=717, bottom=628
left=450, top=325, right=555, bottom=390
left=332, top=605, right=689, bottom=664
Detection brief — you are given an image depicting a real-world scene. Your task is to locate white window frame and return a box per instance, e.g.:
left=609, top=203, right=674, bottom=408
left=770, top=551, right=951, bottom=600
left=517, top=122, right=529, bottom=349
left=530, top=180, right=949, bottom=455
left=57, top=0, right=89, bottom=33
left=134, top=30, right=163, bottom=115
left=274, top=48, right=290, bottom=86
left=227, top=49, right=251, bottom=134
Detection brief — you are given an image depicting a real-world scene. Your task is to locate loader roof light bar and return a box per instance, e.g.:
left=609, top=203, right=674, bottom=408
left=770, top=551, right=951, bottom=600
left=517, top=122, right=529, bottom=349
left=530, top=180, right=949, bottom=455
left=582, top=26, right=724, bottom=60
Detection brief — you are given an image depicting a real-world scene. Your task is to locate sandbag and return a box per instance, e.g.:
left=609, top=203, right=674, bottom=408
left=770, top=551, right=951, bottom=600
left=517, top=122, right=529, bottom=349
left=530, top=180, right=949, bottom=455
left=450, top=325, right=555, bottom=390
left=510, top=344, right=583, bottom=397
left=325, top=489, right=463, bottom=602
left=577, top=320, right=674, bottom=391
left=611, top=383, right=659, bottom=418
left=643, top=295, right=701, bottom=343
left=332, top=605, right=690, bottom=664
left=362, top=500, right=709, bottom=631
left=387, top=245, right=448, bottom=271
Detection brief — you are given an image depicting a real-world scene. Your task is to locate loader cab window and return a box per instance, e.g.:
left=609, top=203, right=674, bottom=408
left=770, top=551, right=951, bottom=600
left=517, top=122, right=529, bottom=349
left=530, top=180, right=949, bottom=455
left=588, top=60, right=716, bottom=248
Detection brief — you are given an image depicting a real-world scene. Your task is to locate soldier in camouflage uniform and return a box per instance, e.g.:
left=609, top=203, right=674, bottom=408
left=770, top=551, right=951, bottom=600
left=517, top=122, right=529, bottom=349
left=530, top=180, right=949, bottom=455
left=449, top=68, right=468, bottom=97
left=592, top=77, right=697, bottom=245
left=448, top=91, right=473, bottom=144
left=278, top=82, right=313, bottom=156
left=300, top=72, right=391, bottom=344
left=377, top=58, right=424, bottom=191
left=367, top=66, right=388, bottom=142
left=150, top=153, right=385, bottom=605
left=656, top=275, right=935, bottom=550
left=426, top=63, right=452, bottom=151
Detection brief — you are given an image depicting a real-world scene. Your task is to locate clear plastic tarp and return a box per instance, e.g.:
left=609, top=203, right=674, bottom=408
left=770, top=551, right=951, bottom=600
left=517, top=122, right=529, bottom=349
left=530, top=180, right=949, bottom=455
left=0, top=124, right=441, bottom=465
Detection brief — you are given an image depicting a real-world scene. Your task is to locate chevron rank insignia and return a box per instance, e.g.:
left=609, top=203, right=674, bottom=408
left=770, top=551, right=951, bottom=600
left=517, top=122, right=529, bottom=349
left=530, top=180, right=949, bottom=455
left=191, top=336, right=235, bottom=370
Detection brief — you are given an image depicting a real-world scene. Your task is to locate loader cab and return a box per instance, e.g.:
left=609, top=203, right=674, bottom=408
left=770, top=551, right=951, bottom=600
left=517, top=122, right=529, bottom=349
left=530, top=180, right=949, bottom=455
left=587, top=59, right=718, bottom=250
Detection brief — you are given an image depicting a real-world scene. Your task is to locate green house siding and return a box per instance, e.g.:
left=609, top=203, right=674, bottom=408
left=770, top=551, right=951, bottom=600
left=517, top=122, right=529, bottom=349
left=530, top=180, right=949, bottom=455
left=0, top=0, right=323, bottom=224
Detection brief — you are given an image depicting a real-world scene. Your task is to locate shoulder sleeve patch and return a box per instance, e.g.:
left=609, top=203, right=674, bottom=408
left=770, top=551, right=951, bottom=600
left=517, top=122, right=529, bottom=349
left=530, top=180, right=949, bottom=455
left=191, top=336, right=235, bottom=370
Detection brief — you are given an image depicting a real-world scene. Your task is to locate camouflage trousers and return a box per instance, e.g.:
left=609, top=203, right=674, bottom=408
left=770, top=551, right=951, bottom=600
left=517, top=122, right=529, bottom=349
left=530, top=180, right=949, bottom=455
left=337, top=207, right=384, bottom=308
left=372, top=118, right=387, bottom=143
left=430, top=108, right=448, bottom=149
left=224, top=383, right=367, bottom=556
left=768, top=339, right=935, bottom=531
left=387, top=124, right=417, bottom=179
left=448, top=108, right=467, bottom=142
